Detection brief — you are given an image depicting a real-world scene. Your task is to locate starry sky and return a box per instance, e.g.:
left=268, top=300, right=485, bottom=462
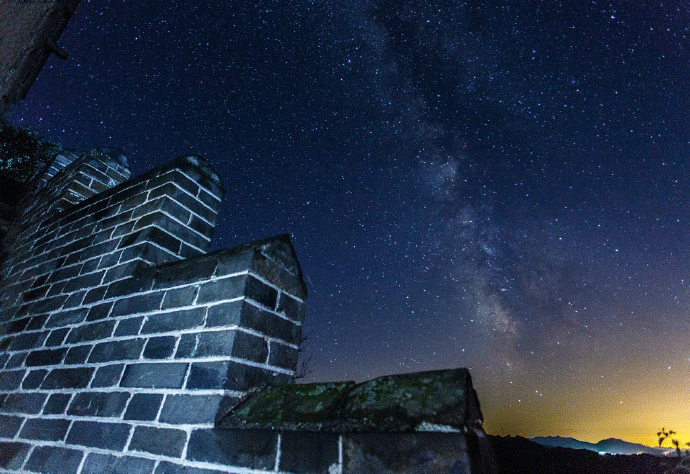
left=9, top=0, right=690, bottom=446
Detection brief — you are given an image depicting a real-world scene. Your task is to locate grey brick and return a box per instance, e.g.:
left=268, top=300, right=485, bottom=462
left=25, top=348, right=67, bottom=366
left=229, top=331, right=268, bottom=363
left=124, top=393, right=164, bottom=421
left=68, top=391, right=131, bottom=417
left=89, top=338, right=145, bottom=363
left=0, top=441, right=31, bottom=470
left=45, top=308, right=88, bottom=328
left=42, top=367, right=95, bottom=389
left=175, top=333, right=197, bottom=358
left=111, top=291, right=164, bottom=317
left=91, top=363, right=125, bottom=387
left=9, top=330, right=49, bottom=350
left=196, top=275, right=246, bottom=304
left=43, top=393, right=72, bottom=414
left=5, top=351, right=27, bottom=369
left=143, top=336, right=177, bottom=359
left=86, top=302, right=113, bottom=321
left=267, top=341, right=299, bottom=370
left=1, top=392, right=47, bottom=414
left=221, top=361, right=291, bottom=391
left=186, top=361, right=230, bottom=390
left=276, top=292, right=306, bottom=323
left=66, top=321, right=115, bottom=343
left=159, top=394, right=224, bottom=425
left=83, top=286, right=108, bottom=304
left=22, top=369, right=49, bottom=389
left=81, top=453, right=156, bottom=474
left=161, top=285, right=198, bottom=309
left=64, top=345, right=93, bottom=364
left=114, top=316, right=144, bottom=336
left=129, top=425, right=187, bottom=458
left=23, top=445, right=83, bottom=474
left=45, top=327, right=69, bottom=346
left=66, top=420, right=131, bottom=451
left=0, top=370, right=23, bottom=390
left=141, top=307, right=205, bottom=334
left=120, top=362, right=188, bottom=388
left=19, top=418, right=70, bottom=441
left=186, top=428, right=277, bottom=469
left=245, top=275, right=278, bottom=308
left=0, top=415, right=23, bottom=438
left=280, top=432, right=339, bottom=473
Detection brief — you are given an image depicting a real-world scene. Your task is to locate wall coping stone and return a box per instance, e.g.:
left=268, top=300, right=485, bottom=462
left=217, top=367, right=482, bottom=433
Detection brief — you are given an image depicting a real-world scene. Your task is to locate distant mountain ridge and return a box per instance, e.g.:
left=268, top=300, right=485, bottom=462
left=530, top=436, right=668, bottom=456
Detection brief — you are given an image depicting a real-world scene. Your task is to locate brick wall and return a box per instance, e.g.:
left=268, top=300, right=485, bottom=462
left=0, top=151, right=307, bottom=473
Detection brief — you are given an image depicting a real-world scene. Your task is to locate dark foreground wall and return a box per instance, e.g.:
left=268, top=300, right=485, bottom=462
left=0, top=150, right=306, bottom=472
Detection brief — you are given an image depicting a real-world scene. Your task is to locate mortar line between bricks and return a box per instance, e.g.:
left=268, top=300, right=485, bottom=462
left=12, top=353, right=295, bottom=376
left=150, top=179, right=218, bottom=226
left=246, top=271, right=305, bottom=304
left=135, top=208, right=212, bottom=244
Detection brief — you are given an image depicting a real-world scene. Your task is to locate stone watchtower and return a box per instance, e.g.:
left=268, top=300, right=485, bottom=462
left=0, top=0, right=81, bottom=113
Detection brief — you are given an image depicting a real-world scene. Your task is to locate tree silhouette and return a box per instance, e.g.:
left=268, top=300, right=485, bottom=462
left=0, top=118, right=60, bottom=182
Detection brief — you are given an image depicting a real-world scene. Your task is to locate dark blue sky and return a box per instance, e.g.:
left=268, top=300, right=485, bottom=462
left=10, top=0, right=690, bottom=444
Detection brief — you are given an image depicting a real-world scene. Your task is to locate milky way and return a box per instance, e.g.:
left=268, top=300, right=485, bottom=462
left=9, top=0, right=690, bottom=444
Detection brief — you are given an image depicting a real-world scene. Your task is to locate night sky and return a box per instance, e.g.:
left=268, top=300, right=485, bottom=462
left=9, top=0, right=690, bottom=446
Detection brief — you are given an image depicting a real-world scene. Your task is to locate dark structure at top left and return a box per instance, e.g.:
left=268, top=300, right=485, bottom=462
left=0, top=0, right=81, bottom=113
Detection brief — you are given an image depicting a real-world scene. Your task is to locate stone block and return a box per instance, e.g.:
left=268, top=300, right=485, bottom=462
left=221, top=361, right=291, bottom=392
left=186, top=428, right=277, bottom=470
left=23, top=445, right=83, bottom=474
left=120, top=362, right=188, bottom=389
left=45, top=308, right=88, bottom=329
left=66, top=320, right=116, bottom=343
left=43, top=393, right=72, bottom=414
left=186, top=361, right=231, bottom=390
left=0, top=415, right=23, bottom=438
left=114, top=316, right=144, bottom=336
left=159, top=394, right=224, bottom=425
left=230, top=331, right=269, bottom=363
left=19, top=417, right=70, bottom=441
left=161, top=285, right=199, bottom=309
left=267, top=341, right=298, bottom=370
left=276, top=292, right=307, bottom=323
left=342, top=432, right=470, bottom=473
left=88, top=338, right=145, bottom=363
left=67, top=391, right=131, bottom=417
left=124, top=393, right=164, bottom=421
left=280, top=432, right=340, bottom=473
left=86, top=302, right=113, bottom=321
left=9, top=330, right=48, bottom=350
left=41, top=367, right=95, bottom=389
left=5, top=351, right=27, bottom=369
left=64, top=345, right=93, bottom=364
left=25, top=348, right=67, bottom=366
left=196, top=275, right=247, bottom=304
left=0, top=442, right=31, bottom=471
left=141, top=307, right=205, bottom=334
left=111, top=291, right=165, bottom=317
left=66, top=420, right=131, bottom=451
left=129, top=425, right=187, bottom=458
left=0, top=370, right=23, bottom=390
left=1, top=392, right=47, bottom=414
left=245, top=275, right=278, bottom=308
left=91, top=363, right=125, bottom=387
left=151, top=256, right=218, bottom=289
left=21, top=369, right=48, bottom=389
left=80, top=453, right=156, bottom=474
left=143, top=336, right=177, bottom=359
left=45, top=327, right=69, bottom=346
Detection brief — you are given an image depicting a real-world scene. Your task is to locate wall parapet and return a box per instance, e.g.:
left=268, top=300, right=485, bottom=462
left=0, top=151, right=309, bottom=473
